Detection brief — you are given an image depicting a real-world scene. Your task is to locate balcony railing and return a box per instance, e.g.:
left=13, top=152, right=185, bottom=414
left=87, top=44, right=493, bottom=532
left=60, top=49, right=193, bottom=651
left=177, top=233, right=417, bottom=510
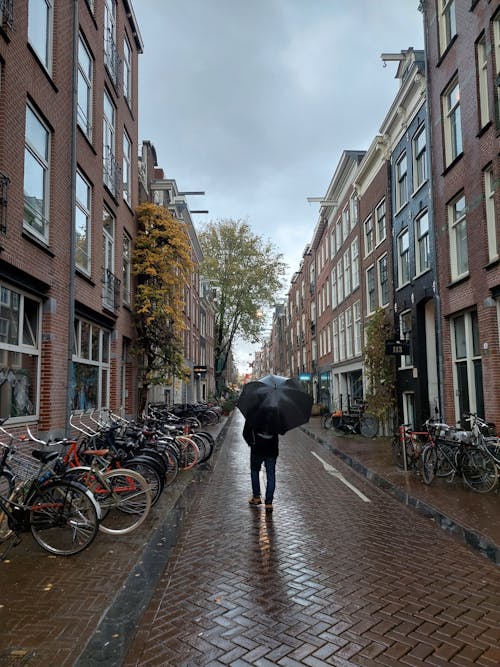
left=0, top=171, right=9, bottom=233
left=0, top=0, right=14, bottom=30
left=102, top=268, right=121, bottom=313
left=104, top=28, right=122, bottom=90
left=103, top=146, right=121, bottom=198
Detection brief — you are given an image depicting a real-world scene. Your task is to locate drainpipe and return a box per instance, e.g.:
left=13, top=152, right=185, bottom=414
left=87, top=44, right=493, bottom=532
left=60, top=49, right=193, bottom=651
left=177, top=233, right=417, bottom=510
left=419, top=1, right=444, bottom=419
left=66, top=0, right=79, bottom=436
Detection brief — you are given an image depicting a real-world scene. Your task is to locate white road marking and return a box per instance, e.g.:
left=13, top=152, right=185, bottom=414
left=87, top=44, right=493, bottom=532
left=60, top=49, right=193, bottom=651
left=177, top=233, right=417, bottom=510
left=311, top=451, right=371, bottom=502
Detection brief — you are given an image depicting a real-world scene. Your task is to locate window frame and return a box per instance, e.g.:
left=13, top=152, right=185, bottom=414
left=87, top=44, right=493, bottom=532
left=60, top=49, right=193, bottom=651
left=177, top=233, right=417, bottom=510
left=412, top=125, right=427, bottom=192
left=442, top=78, right=463, bottom=166
left=23, top=104, right=50, bottom=243
left=28, top=0, right=54, bottom=73
left=415, top=209, right=430, bottom=276
left=77, top=35, right=93, bottom=140
left=448, top=192, right=468, bottom=281
left=377, top=253, right=389, bottom=307
left=484, top=166, right=498, bottom=263
left=395, top=151, right=408, bottom=211
left=0, top=284, right=42, bottom=421
left=366, top=264, right=376, bottom=315
left=75, top=170, right=92, bottom=275
left=397, top=228, right=410, bottom=288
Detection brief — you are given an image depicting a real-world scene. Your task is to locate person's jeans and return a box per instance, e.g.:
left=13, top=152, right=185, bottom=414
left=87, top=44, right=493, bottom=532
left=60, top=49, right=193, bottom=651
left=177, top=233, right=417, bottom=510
left=250, top=452, right=277, bottom=504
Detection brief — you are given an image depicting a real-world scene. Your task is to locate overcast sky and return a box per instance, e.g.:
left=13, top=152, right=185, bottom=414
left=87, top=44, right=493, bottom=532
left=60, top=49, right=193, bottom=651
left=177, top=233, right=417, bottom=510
left=133, top=1, right=424, bottom=373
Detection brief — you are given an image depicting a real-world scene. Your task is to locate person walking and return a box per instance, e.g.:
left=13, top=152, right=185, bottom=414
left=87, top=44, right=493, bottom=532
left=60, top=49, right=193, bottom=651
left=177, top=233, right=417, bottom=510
left=243, top=419, right=280, bottom=513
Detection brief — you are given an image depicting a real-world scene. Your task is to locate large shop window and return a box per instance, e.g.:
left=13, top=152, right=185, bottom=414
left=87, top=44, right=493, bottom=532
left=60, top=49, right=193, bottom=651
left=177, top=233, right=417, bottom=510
left=0, top=285, right=40, bottom=419
left=72, top=318, right=110, bottom=410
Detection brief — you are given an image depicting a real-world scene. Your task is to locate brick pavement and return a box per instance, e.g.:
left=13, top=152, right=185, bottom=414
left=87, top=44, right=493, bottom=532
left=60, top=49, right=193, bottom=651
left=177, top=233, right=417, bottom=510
left=0, top=420, right=229, bottom=667
left=302, top=418, right=500, bottom=565
left=122, top=412, right=500, bottom=667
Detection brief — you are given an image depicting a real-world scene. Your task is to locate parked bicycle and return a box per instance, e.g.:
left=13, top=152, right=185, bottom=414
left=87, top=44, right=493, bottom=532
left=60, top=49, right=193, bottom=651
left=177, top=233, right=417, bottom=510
left=420, top=420, right=498, bottom=492
left=0, top=426, right=99, bottom=560
left=322, top=400, right=378, bottom=437
left=392, top=422, right=435, bottom=472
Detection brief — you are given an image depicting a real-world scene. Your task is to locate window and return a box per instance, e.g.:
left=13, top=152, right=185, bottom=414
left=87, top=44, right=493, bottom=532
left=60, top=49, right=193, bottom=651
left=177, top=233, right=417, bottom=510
left=103, top=91, right=117, bottom=195
left=123, top=233, right=131, bottom=305
left=337, top=261, right=344, bottom=304
left=77, top=36, right=93, bottom=139
left=412, top=125, right=427, bottom=190
left=102, top=208, right=116, bottom=311
left=123, top=34, right=132, bottom=104
left=0, top=285, right=40, bottom=419
left=375, top=200, right=386, bottom=244
left=342, top=206, right=350, bottom=242
left=331, top=267, right=337, bottom=309
left=24, top=105, right=50, bottom=241
left=476, top=35, right=490, bottom=129
left=123, top=130, right=131, bottom=205
left=350, top=194, right=358, bottom=231
left=452, top=311, right=483, bottom=419
left=336, top=219, right=342, bottom=253
left=448, top=193, right=468, bottom=280
left=397, top=229, right=410, bottom=286
left=343, top=250, right=351, bottom=297
left=351, top=238, right=359, bottom=290
left=484, top=167, right=498, bottom=262
left=400, top=310, right=412, bottom=368
left=339, top=313, right=345, bottom=361
left=353, top=301, right=361, bottom=356
left=364, top=216, right=373, bottom=255
left=28, top=0, right=53, bottom=72
left=333, top=318, right=339, bottom=363
left=346, top=308, right=353, bottom=358
left=438, top=0, right=456, bottom=55
left=104, top=0, right=118, bottom=85
left=415, top=210, right=430, bottom=275
left=378, top=254, right=389, bottom=307
left=72, top=318, right=111, bottom=410
left=495, top=15, right=500, bottom=127
left=366, top=265, right=375, bottom=314
left=75, top=171, right=91, bottom=274
left=442, top=79, right=462, bottom=166
left=395, top=152, right=408, bottom=210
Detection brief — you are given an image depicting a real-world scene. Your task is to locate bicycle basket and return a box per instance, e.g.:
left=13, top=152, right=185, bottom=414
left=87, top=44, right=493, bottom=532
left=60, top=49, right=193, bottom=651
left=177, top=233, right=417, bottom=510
left=6, top=451, right=40, bottom=482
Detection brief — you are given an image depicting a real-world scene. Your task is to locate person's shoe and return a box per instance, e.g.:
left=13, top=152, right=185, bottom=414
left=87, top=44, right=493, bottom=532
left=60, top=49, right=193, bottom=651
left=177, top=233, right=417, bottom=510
left=265, top=503, right=273, bottom=513
left=249, top=496, right=261, bottom=505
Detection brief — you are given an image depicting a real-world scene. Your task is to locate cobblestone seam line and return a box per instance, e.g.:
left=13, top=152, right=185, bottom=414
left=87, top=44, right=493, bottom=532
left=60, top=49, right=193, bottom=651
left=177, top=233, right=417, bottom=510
left=302, top=426, right=500, bottom=566
left=74, top=416, right=233, bottom=667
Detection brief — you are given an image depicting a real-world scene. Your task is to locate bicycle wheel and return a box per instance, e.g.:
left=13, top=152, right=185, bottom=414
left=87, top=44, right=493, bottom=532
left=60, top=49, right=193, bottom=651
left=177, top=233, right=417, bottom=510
left=29, top=481, right=99, bottom=556
left=461, top=447, right=498, bottom=493
left=321, top=414, right=333, bottom=429
left=421, top=445, right=436, bottom=485
left=124, top=458, right=164, bottom=506
left=175, top=436, right=200, bottom=470
left=331, top=416, right=345, bottom=436
left=0, top=471, right=16, bottom=541
left=91, top=468, right=152, bottom=535
left=360, top=414, right=378, bottom=438
left=435, top=442, right=455, bottom=477
left=391, top=436, right=404, bottom=468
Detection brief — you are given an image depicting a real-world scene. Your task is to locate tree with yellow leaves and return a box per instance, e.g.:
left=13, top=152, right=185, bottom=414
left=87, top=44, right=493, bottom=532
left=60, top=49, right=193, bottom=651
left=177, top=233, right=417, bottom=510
left=133, top=203, right=194, bottom=410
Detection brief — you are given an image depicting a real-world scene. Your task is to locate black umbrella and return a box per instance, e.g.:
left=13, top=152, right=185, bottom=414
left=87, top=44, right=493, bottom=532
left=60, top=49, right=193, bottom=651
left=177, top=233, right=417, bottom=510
left=238, top=374, right=313, bottom=434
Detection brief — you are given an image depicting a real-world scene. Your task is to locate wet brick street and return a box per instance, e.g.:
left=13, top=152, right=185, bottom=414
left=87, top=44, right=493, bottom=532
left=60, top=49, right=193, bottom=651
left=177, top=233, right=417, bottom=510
left=123, top=413, right=500, bottom=666
left=1, top=412, right=500, bottom=666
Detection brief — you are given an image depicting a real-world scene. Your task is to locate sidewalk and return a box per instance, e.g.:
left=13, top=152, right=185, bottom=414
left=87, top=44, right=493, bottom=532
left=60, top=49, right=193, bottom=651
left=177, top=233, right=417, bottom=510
left=302, top=416, right=500, bottom=565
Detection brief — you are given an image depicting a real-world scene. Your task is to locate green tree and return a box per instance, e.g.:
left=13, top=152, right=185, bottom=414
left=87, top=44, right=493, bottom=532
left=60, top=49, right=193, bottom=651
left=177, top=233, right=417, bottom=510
left=363, top=307, right=396, bottom=423
left=132, top=203, right=194, bottom=410
left=199, top=219, right=287, bottom=394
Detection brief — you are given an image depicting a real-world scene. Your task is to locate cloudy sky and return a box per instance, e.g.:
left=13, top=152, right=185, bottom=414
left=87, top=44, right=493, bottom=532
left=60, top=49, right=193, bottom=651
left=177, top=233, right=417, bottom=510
left=133, top=0, right=424, bottom=372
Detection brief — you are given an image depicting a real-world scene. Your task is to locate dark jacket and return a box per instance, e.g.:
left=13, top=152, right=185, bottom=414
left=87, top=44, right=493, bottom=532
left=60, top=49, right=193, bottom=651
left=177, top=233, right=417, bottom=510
left=243, top=420, right=279, bottom=458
